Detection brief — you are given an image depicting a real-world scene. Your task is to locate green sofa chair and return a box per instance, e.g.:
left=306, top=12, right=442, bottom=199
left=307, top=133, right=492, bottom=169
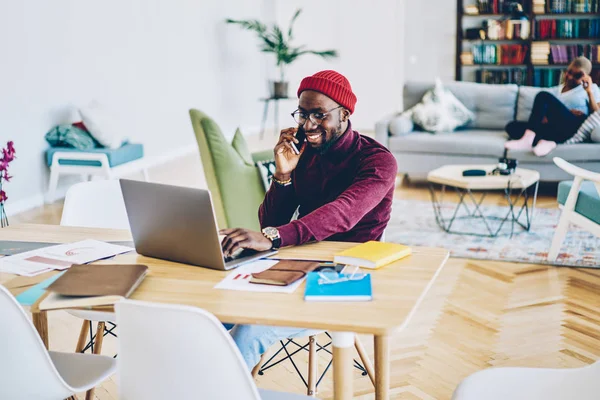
left=189, top=109, right=272, bottom=231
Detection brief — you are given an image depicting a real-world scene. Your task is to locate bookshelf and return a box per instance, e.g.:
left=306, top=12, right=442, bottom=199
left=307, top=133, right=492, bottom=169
left=456, top=0, right=600, bottom=87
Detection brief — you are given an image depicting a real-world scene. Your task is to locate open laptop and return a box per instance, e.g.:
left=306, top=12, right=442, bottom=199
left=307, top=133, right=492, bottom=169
left=119, top=179, right=277, bottom=270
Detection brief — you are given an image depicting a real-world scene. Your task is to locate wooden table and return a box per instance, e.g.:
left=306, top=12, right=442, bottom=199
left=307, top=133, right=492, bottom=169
left=1, top=224, right=449, bottom=400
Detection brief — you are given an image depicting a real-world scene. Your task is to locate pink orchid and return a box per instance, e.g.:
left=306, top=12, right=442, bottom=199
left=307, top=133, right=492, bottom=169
left=3, top=173, right=11, bottom=182
left=7, top=141, right=14, bottom=154
left=2, top=148, right=14, bottom=163
left=0, top=158, right=8, bottom=172
left=0, top=190, right=7, bottom=203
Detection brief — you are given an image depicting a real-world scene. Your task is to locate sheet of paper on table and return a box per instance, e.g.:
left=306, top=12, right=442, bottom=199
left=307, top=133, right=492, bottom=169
left=215, top=259, right=306, bottom=294
left=0, top=239, right=134, bottom=277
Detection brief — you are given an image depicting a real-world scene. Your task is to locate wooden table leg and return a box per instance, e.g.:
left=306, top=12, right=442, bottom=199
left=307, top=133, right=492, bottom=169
left=354, top=335, right=376, bottom=386
left=85, top=322, right=106, bottom=400
left=32, top=310, right=49, bottom=349
left=331, top=332, right=354, bottom=400
left=307, top=335, right=317, bottom=396
left=375, top=335, right=390, bottom=400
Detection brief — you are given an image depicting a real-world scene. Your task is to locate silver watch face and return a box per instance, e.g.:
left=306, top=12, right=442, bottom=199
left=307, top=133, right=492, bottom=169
left=263, top=227, right=278, bottom=238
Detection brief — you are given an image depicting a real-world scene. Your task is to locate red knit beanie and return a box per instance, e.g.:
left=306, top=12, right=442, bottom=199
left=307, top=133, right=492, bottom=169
left=297, top=70, right=357, bottom=114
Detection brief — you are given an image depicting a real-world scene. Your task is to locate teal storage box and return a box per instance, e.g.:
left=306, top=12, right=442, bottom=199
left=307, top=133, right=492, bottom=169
left=46, top=143, right=144, bottom=168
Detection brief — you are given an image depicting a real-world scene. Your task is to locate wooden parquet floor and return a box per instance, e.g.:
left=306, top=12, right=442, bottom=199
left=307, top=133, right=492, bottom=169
left=9, top=148, right=600, bottom=399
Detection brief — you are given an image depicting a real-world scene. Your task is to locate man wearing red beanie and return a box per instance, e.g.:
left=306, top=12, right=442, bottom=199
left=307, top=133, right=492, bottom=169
left=220, top=70, right=398, bottom=370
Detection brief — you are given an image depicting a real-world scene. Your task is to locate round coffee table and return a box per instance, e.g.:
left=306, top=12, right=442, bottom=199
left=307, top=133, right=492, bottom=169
left=427, top=165, right=540, bottom=237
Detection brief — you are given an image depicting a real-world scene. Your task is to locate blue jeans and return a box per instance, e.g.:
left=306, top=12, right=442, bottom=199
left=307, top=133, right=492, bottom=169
left=224, top=324, right=323, bottom=370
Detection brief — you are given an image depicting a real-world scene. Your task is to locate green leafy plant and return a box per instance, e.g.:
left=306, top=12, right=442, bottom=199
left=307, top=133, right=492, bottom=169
left=226, top=9, right=338, bottom=82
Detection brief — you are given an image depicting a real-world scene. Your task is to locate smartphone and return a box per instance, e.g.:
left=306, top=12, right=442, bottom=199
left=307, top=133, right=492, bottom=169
left=290, top=127, right=306, bottom=155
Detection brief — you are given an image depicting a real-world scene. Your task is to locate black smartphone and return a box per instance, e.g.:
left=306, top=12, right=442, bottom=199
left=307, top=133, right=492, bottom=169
left=291, top=126, right=306, bottom=154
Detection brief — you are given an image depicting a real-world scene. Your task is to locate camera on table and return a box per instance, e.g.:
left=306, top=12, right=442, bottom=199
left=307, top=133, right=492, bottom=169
left=491, top=156, right=518, bottom=175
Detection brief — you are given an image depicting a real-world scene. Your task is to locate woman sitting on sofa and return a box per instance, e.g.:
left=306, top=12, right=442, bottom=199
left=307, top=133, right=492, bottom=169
left=504, top=56, right=600, bottom=156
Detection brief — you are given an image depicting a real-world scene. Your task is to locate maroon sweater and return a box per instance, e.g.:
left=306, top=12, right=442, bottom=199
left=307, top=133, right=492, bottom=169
left=258, top=122, right=398, bottom=246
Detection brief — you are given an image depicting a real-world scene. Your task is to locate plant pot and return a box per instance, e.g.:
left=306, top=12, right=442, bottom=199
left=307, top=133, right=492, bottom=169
left=270, top=81, right=289, bottom=99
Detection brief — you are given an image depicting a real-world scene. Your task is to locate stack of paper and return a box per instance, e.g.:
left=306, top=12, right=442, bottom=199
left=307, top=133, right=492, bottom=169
left=0, top=239, right=134, bottom=276
left=215, top=259, right=306, bottom=294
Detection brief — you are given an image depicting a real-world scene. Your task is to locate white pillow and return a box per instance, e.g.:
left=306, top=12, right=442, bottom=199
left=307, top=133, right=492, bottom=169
left=407, top=78, right=475, bottom=133
left=79, top=102, right=126, bottom=149
left=389, top=114, right=414, bottom=136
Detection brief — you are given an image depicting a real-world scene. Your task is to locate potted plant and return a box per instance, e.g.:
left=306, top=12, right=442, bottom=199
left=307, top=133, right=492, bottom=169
left=0, top=141, right=15, bottom=227
left=226, top=9, right=338, bottom=99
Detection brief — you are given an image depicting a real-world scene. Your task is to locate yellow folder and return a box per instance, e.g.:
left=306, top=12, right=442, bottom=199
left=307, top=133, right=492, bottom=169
left=333, top=241, right=411, bottom=269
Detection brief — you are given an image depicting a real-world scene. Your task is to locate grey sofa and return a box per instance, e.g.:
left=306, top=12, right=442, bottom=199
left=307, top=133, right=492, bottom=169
left=375, top=81, right=600, bottom=182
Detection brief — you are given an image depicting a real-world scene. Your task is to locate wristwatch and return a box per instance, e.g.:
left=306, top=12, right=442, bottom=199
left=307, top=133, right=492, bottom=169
left=261, top=227, right=282, bottom=249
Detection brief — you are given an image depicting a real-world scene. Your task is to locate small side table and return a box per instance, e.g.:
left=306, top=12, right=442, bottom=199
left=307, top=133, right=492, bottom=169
left=259, top=97, right=294, bottom=139
left=427, top=165, right=540, bottom=237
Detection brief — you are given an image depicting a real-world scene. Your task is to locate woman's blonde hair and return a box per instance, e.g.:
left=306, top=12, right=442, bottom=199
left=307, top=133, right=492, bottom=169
left=570, top=56, right=593, bottom=74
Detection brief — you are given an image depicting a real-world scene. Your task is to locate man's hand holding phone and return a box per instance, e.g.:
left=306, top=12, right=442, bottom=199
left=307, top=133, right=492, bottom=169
left=273, top=127, right=305, bottom=180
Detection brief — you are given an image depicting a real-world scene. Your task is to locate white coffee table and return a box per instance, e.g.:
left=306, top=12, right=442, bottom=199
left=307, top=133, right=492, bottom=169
left=427, top=165, right=540, bottom=237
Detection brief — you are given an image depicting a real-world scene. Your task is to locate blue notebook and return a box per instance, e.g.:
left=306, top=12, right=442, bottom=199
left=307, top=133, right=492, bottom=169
left=15, top=272, right=64, bottom=306
left=304, top=272, right=372, bottom=302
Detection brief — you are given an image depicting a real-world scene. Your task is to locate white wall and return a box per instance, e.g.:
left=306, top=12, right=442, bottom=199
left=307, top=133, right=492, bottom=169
left=0, top=0, right=458, bottom=215
left=272, top=1, right=406, bottom=132
left=403, top=0, right=457, bottom=93
left=0, top=0, right=271, bottom=214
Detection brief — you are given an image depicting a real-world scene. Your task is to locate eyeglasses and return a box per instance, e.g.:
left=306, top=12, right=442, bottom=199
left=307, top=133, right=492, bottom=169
left=291, top=106, right=343, bottom=126
left=317, top=265, right=367, bottom=285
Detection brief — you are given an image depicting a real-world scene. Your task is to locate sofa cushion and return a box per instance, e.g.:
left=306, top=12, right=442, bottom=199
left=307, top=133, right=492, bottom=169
left=389, top=114, right=414, bottom=136
left=516, top=86, right=553, bottom=121
left=388, top=130, right=507, bottom=157
left=403, top=81, right=518, bottom=130
left=557, top=180, right=600, bottom=225
left=407, top=79, right=475, bottom=133
left=508, top=143, right=600, bottom=163
left=46, top=143, right=144, bottom=167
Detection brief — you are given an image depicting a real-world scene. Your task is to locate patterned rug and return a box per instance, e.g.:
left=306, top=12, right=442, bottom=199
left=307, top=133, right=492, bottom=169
left=387, top=199, right=600, bottom=268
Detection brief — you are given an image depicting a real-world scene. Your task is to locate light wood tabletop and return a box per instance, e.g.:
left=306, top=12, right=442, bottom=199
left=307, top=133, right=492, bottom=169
left=428, top=165, right=540, bottom=190
left=1, top=224, right=449, bottom=400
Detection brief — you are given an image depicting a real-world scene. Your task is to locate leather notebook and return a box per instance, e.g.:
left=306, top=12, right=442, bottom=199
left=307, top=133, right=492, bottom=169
left=40, top=264, right=148, bottom=310
left=250, top=260, right=319, bottom=286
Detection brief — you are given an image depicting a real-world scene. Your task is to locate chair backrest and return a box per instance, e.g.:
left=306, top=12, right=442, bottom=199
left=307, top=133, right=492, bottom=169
left=0, top=285, right=73, bottom=399
left=61, top=180, right=130, bottom=230
left=189, top=109, right=266, bottom=230
left=115, top=300, right=261, bottom=400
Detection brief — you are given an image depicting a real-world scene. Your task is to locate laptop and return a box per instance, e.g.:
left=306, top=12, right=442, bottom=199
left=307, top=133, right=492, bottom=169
left=119, top=179, right=277, bottom=270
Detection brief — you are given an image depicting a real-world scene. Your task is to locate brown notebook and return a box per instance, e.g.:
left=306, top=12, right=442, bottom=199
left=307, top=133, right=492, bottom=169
left=40, top=264, right=148, bottom=310
left=250, top=260, right=319, bottom=286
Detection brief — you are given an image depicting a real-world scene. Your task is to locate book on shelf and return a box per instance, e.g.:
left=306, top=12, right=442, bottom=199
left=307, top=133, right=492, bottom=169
left=534, top=18, right=600, bottom=39
left=333, top=241, right=411, bottom=270
left=534, top=0, right=547, bottom=13
left=547, top=0, right=599, bottom=13
left=476, top=0, right=528, bottom=14
left=40, top=264, right=148, bottom=310
left=461, top=52, right=475, bottom=65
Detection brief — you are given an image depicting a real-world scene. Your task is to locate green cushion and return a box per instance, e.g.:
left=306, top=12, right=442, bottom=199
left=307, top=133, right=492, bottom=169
left=189, top=109, right=266, bottom=230
left=46, top=143, right=144, bottom=167
left=45, top=124, right=96, bottom=150
left=557, top=180, right=600, bottom=225
left=231, top=128, right=254, bottom=166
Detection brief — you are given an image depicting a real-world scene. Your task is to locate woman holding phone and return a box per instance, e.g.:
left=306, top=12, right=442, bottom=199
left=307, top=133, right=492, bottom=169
left=504, top=56, right=600, bottom=156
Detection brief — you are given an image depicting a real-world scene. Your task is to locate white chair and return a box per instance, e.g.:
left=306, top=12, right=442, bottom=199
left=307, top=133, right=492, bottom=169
left=61, top=179, right=131, bottom=231
left=115, top=299, right=315, bottom=400
left=548, top=157, right=600, bottom=262
left=61, top=179, right=130, bottom=398
left=452, top=361, right=600, bottom=400
left=0, top=284, right=116, bottom=400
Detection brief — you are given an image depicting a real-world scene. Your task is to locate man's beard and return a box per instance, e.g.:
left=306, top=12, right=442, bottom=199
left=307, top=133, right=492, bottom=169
left=316, top=124, right=344, bottom=155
